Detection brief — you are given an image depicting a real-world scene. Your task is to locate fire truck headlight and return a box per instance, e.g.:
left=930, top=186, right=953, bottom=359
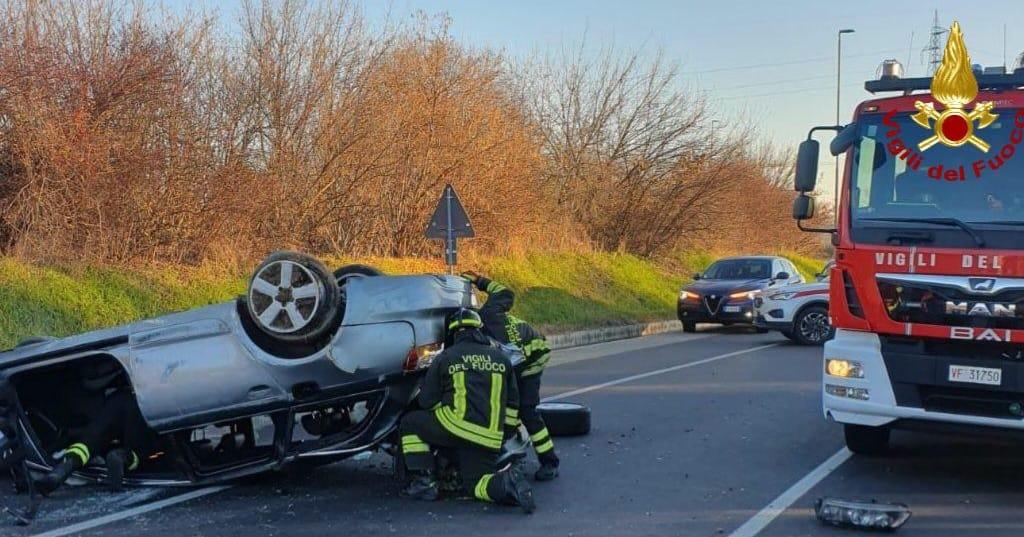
left=826, top=359, right=864, bottom=379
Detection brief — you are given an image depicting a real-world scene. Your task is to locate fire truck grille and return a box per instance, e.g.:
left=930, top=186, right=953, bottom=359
left=877, top=280, right=1024, bottom=330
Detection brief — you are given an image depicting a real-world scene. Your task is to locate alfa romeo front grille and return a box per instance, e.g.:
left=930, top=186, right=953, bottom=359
left=703, top=295, right=723, bottom=315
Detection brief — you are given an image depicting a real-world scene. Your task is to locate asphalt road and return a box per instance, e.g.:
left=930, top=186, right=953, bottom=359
left=2, top=326, right=1024, bottom=536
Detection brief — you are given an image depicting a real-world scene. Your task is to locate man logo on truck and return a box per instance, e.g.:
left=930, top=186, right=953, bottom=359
left=910, top=21, right=997, bottom=152
left=969, top=277, right=996, bottom=292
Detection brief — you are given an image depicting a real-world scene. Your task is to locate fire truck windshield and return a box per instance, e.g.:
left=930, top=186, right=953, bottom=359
left=848, top=109, right=1024, bottom=247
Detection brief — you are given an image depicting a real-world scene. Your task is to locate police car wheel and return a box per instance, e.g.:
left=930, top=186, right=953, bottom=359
left=537, top=402, right=591, bottom=436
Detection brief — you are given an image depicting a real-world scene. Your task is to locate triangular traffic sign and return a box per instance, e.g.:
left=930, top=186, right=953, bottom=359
left=425, top=184, right=474, bottom=239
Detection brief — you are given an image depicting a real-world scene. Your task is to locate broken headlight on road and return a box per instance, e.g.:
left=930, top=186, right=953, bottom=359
left=815, top=497, right=911, bottom=531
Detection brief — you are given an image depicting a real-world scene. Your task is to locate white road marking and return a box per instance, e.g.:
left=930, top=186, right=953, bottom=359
left=38, top=335, right=775, bottom=536
left=543, top=342, right=782, bottom=401
left=728, top=447, right=853, bottom=537
left=30, top=486, right=232, bottom=537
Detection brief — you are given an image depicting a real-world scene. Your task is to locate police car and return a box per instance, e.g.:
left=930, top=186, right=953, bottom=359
left=754, top=261, right=834, bottom=345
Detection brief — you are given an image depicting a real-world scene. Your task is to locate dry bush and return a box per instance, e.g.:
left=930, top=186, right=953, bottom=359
left=0, top=0, right=818, bottom=265
left=516, top=42, right=815, bottom=258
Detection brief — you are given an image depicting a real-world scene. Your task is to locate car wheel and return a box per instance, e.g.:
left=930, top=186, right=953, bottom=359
left=246, top=252, right=340, bottom=343
left=682, top=321, right=697, bottom=333
left=334, top=264, right=383, bottom=285
left=793, top=305, right=833, bottom=345
left=844, top=424, right=890, bottom=456
left=537, top=402, right=591, bottom=436
left=780, top=329, right=798, bottom=342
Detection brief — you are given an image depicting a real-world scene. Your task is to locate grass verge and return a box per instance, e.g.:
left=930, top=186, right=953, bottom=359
left=0, top=251, right=824, bottom=349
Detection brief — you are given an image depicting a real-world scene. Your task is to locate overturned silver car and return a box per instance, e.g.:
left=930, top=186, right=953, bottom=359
left=0, top=252, right=481, bottom=486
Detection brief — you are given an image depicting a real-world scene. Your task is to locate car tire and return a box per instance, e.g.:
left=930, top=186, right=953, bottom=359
left=844, top=424, right=890, bottom=456
left=793, top=305, right=834, bottom=346
left=682, top=321, right=697, bottom=333
left=246, top=252, right=340, bottom=344
left=537, top=402, right=591, bottom=436
left=334, top=264, right=383, bottom=285
left=780, top=329, right=798, bottom=342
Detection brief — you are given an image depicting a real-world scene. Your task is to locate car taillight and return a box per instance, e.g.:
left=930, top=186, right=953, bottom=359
left=403, top=343, right=444, bottom=373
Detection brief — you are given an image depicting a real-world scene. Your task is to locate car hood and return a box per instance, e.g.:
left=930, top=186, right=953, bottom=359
left=769, top=281, right=829, bottom=295
left=683, top=278, right=769, bottom=296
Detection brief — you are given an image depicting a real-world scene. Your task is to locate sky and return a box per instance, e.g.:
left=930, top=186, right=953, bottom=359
left=170, top=0, right=1024, bottom=197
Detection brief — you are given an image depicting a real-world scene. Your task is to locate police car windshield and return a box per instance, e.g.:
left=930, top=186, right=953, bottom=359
left=849, top=109, right=1024, bottom=226
left=702, top=259, right=770, bottom=280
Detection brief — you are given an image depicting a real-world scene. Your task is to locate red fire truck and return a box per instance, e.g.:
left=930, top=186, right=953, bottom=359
left=793, top=26, right=1024, bottom=455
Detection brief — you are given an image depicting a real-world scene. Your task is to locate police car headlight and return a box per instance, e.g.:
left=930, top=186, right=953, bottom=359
left=768, top=291, right=798, bottom=300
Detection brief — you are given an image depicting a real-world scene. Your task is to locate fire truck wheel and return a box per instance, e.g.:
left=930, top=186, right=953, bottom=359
left=844, top=424, right=890, bottom=456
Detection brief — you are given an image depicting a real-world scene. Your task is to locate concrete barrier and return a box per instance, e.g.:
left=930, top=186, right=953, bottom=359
left=545, top=320, right=681, bottom=350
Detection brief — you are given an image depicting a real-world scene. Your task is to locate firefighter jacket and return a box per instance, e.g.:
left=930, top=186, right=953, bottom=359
left=418, top=330, right=520, bottom=450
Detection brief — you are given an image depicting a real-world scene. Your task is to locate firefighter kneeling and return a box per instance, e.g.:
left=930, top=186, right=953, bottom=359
left=398, top=308, right=536, bottom=513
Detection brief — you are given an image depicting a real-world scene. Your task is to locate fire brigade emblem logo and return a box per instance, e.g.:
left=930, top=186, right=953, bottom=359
left=911, top=21, right=997, bottom=152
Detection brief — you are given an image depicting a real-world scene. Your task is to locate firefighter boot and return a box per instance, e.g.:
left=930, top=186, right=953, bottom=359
left=534, top=451, right=560, bottom=481
left=401, top=471, right=439, bottom=501
left=35, top=457, right=79, bottom=496
left=502, top=468, right=536, bottom=514
left=104, top=449, right=138, bottom=492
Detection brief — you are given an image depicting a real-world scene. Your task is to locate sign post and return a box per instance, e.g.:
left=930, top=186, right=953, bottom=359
left=425, top=184, right=474, bottom=274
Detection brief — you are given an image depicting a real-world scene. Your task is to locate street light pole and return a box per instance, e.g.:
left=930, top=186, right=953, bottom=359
left=835, top=28, right=855, bottom=222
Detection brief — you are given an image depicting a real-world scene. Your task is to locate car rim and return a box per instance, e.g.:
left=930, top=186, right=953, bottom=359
left=248, top=260, right=322, bottom=334
left=799, top=311, right=831, bottom=342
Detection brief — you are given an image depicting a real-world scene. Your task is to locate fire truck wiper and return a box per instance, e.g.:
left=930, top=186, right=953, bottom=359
left=860, top=217, right=986, bottom=247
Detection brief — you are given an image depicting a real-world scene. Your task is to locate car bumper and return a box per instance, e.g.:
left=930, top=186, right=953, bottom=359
left=754, top=315, right=793, bottom=331
left=824, top=329, right=1024, bottom=433
left=753, top=296, right=799, bottom=325
left=677, top=300, right=756, bottom=324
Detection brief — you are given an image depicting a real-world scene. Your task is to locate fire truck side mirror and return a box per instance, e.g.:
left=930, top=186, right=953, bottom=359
left=792, top=194, right=815, bottom=220
left=794, top=140, right=819, bottom=192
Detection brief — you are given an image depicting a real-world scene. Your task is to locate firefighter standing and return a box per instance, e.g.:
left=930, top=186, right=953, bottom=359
left=398, top=308, right=536, bottom=513
left=463, top=273, right=560, bottom=481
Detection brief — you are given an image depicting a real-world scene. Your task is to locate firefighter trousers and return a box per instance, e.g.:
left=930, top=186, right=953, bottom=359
left=399, top=410, right=518, bottom=504
left=517, top=372, right=559, bottom=466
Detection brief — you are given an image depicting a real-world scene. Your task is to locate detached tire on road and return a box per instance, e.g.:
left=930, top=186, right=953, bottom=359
left=246, top=252, right=340, bottom=345
left=844, top=424, right=890, bottom=456
left=538, top=402, right=591, bottom=436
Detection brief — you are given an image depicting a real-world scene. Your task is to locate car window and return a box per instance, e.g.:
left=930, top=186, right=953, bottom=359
left=785, top=261, right=802, bottom=281
left=702, top=259, right=771, bottom=280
